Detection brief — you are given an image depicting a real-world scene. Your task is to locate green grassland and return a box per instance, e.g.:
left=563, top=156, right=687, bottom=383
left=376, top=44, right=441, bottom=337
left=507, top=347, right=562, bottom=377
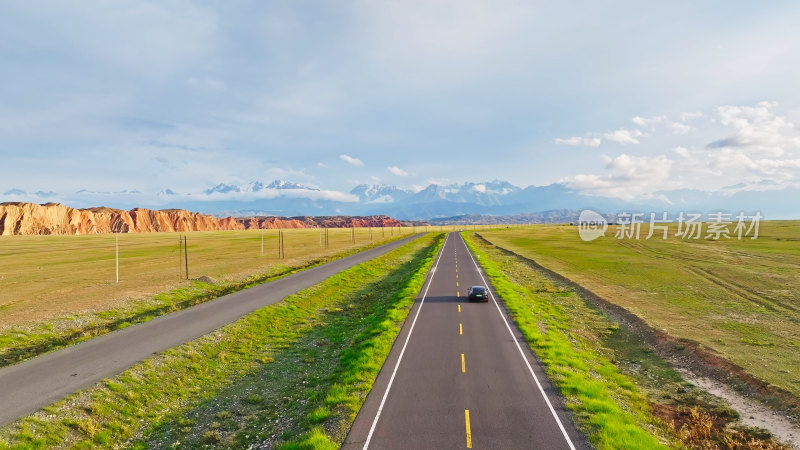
left=464, top=232, right=786, bottom=449
left=0, top=228, right=413, bottom=366
left=0, top=232, right=443, bottom=449
left=476, top=222, right=800, bottom=408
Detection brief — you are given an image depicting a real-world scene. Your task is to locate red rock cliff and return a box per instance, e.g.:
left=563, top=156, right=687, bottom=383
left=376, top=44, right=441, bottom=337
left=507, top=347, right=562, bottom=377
left=0, top=202, right=404, bottom=236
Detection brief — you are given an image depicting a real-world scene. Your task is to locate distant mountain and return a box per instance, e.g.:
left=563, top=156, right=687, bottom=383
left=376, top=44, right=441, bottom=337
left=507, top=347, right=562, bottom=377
left=428, top=210, right=584, bottom=225
left=350, top=184, right=412, bottom=203
left=75, top=188, right=141, bottom=195
left=349, top=179, right=523, bottom=210
left=346, top=180, right=800, bottom=220
left=4, top=179, right=798, bottom=220
left=204, top=179, right=318, bottom=195
left=264, top=180, right=318, bottom=190
left=350, top=181, right=609, bottom=219
left=443, top=180, right=522, bottom=205
left=204, top=183, right=240, bottom=195
left=409, top=184, right=448, bottom=203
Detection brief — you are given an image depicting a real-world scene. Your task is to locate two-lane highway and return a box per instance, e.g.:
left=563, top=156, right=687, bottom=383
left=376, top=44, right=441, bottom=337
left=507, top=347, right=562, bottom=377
left=344, top=233, right=587, bottom=449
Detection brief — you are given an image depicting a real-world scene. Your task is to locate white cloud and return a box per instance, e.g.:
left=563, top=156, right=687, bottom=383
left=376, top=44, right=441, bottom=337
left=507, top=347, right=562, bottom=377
left=563, top=102, right=800, bottom=199
left=367, top=195, right=394, bottom=204
left=681, top=112, right=703, bottom=122
left=387, top=165, right=409, bottom=176
left=283, top=189, right=359, bottom=202
left=201, top=187, right=358, bottom=203
left=673, top=147, right=691, bottom=158
left=666, top=122, right=693, bottom=134
left=603, top=128, right=645, bottom=145
left=711, top=101, right=800, bottom=153
left=369, top=175, right=382, bottom=182
left=631, top=115, right=666, bottom=127
left=554, top=136, right=602, bottom=147
left=473, top=184, right=486, bottom=193
left=562, top=153, right=673, bottom=199
left=632, top=115, right=693, bottom=134
left=4, top=0, right=800, bottom=212
left=707, top=148, right=800, bottom=182
left=339, top=154, right=364, bottom=166
left=555, top=126, right=651, bottom=148
left=693, top=102, right=800, bottom=186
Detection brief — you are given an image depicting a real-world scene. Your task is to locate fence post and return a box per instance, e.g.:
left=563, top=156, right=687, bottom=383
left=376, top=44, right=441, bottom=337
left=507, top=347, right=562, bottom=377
left=184, top=236, right=188, bottom=280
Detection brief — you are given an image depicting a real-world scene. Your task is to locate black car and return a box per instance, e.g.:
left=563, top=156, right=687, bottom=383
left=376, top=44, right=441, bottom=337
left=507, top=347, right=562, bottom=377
left=468, top=286, right=488, bottom=302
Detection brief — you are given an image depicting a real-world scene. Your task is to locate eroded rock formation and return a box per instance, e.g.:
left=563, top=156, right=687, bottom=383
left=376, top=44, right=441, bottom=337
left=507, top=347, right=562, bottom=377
left=0, top=202, right=404, bottom=236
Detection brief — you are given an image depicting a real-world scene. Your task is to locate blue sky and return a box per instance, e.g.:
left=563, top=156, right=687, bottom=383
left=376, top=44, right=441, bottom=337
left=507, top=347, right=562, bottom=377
left=2, top=1, right=800, bottom=205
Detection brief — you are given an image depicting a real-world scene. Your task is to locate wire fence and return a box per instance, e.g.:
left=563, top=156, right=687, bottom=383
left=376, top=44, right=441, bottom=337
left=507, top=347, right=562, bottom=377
left=0, top=224, right=523, bottom=329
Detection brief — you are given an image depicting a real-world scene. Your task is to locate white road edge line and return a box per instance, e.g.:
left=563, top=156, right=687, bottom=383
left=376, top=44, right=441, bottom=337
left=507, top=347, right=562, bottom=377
left=460, top=234, right=577, bottom=450
left=362, top=233, right=450, bottom=450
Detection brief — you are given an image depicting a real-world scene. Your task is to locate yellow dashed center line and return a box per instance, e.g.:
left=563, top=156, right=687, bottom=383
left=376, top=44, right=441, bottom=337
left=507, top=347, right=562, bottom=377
left=465, top=410, right=472, bottom=448
left=456, top=281, right=459, bottom=287
left=457, top=291, right=460, bottom=297
left=458, top=304, right=461, bottom=312
left=461, top=353, right=466, bottom=373
left=459, top=323, right=463, bottom=335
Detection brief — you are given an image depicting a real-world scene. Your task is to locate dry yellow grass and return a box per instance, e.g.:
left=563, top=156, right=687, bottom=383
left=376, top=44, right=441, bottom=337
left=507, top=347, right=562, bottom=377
left=0, top=227, right=409, bottom=329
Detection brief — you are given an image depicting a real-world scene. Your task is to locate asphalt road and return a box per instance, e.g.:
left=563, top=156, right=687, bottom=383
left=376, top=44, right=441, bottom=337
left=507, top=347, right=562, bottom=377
left=343, top=233, right=588, bottom=449
left=0, top=234, right=420, bottom=427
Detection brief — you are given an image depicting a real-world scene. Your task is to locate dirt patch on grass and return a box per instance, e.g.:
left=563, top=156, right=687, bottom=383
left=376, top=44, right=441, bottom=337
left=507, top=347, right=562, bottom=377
left=651, top=403, right=786, bottom=449
left=475, top=232, right=800, bottom=447
left=682, top=374, right=800, bottom=448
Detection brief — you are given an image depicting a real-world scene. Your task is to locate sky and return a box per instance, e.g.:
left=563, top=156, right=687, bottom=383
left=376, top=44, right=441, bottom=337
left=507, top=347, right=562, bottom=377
left=2, top=0, right=800, bottom=206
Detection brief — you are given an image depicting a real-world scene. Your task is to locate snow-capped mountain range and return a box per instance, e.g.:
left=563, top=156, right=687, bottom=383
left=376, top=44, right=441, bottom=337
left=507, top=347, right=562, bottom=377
left=204, top=180, right=319, bottom=195
left=3, top=179, right=799, bottom=220
left=350, top=180, right=521, bottom=205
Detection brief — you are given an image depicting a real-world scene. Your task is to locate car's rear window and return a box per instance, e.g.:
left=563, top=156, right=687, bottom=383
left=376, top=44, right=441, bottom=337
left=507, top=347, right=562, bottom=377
left=473, top=287, right=486, bottom=293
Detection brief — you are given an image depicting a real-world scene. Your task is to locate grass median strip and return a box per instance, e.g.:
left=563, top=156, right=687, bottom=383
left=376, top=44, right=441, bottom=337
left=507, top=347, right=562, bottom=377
left=463, top=232, right=785, bottom=449
left=0, top=232, right=444, bottom=449
left=0, top=234, right=408, bottom=368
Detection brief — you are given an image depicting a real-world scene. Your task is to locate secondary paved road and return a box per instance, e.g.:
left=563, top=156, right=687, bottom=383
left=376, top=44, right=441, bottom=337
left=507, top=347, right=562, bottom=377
left=343, top=233, right=588, bottom=449
left=0, top=234, right=421, bottom=427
